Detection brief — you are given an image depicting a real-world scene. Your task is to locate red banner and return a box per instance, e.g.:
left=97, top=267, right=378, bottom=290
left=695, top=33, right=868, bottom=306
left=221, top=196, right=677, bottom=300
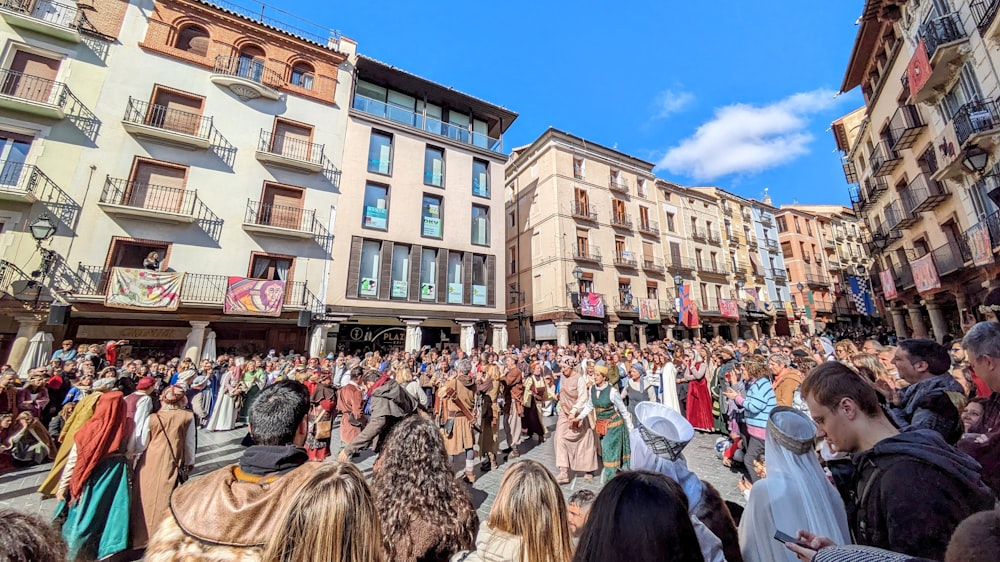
left=907, top=39, right=931, bottom=99
left=880, top=268, right=897, bottom=300
left=679, top=284, right=700, bottom=328
left=719, top=298, right=739, bottom=319
left=911, top=254, right=941, bottom=294
left=968, top=223, right=994, bottom=266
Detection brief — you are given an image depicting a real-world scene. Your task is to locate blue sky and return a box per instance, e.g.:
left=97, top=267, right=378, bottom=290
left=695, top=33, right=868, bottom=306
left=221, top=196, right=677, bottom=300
left=268, top=0, right=866, bottom=207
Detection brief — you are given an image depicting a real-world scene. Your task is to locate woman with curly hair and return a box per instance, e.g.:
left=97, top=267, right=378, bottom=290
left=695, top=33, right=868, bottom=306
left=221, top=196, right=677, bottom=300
left=371, top=413, right=477, bottom=562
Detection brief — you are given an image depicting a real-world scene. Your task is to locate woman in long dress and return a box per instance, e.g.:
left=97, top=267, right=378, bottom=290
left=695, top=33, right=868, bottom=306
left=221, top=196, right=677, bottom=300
left=37, top=377, right=114, bottom=496
left=237, top=360, right=266, bottom=425
left=590, top=365, right=632, bottom=481
left=305, top=370, right=335, bottom=461
left=205, top=364, right=239, bottom=432
left=130, top=386, right=196, bottom=550
left=658, top=353, right=681, bottom=413
left=553, top=356, right=598, bottom=484
left=683, top=350, right=714, bottom=431
left=477, top=364, right=501, bottom=471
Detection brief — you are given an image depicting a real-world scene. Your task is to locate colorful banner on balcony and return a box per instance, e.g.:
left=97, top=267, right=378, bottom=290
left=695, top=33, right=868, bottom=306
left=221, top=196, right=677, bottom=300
left=848, top=275, right=876, bottom=316
left=911, top=253, right=941, bottom=294
left=880, top=268, right=898, bottom=300
left=679, top=284, right=699, bottom=328
left=224, top=277, right=285, bottom=317
left=744, top=287, right=762, bottom=311
left=638, top=298, right=660, bottom=322
left=579, top=292, right=606, bottom=318
left=906, top=38, right=931, bottom=99
left=784, top=301, right=796, bottom=318
left=967, top=223, right=994, bottom=266
left=105, top=268, right=184, bottom=311
left=719, top=298, right=739, bottom=319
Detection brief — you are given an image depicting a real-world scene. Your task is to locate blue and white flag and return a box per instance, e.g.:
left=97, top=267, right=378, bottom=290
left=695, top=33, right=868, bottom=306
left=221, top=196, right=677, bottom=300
left=848, top=275, right=875, bottom=316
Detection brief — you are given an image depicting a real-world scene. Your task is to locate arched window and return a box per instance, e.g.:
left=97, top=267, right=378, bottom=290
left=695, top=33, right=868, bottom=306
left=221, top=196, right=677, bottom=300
left=289, top=62, right=314, bottom=90
left=174, top=24, right=209, bottom=56
left=237, top=45, right=266, bottom=81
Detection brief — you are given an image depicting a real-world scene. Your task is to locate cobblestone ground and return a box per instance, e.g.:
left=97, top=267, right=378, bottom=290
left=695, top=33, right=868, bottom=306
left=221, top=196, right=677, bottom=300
left=0, top=417, right=745, bottom=522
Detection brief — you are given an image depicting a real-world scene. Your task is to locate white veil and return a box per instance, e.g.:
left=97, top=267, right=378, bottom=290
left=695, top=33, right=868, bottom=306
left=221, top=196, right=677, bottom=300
left=739, top=407, right=851, bottom=562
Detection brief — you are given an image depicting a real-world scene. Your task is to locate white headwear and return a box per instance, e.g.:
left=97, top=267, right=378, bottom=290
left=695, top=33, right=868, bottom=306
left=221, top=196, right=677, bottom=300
left=738, top=407, right=851, bottom=562
left=629, top=401, right=704, bottom=511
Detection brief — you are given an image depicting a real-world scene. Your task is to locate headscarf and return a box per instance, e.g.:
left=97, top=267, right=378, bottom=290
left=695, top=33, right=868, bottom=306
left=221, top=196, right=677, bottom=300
left=161, top=385, right=187, bottom=407
left=91, top=377, right=116, bottom=391
left=69, top=391, right=127, bottom=499
left=738, top=407, right=851, bottom=562
left=629, top=401, right=703, bottom=508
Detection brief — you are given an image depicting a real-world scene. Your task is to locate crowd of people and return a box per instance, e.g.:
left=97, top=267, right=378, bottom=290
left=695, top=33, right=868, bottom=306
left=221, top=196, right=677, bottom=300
left=1, top=306, right=1000, bottom=561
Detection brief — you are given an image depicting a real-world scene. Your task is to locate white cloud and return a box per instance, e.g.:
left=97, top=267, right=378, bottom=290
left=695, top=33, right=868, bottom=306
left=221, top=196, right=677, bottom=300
left=654, top=89, right=695, bottom=119
left=656, top=89, right=841, bottom=181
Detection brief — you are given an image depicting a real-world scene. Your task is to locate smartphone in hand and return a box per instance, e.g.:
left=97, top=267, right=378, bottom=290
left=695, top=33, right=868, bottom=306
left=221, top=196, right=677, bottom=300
left=773, top=530, right=811, bottom=549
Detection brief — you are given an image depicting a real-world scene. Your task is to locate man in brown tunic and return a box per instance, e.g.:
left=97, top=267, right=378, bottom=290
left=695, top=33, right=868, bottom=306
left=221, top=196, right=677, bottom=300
left=441, top=359, right=478, bottom=482
left=501, top=356, right=525, bottom=457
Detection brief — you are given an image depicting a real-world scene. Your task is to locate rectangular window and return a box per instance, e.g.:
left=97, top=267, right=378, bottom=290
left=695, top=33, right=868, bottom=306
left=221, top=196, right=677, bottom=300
left=362, top=183, right=388, bottom=230
left=419, top=248, right=437, bottom=301
left=128, top=159, right=188, bottom=214
left=573, top=157, right=585, bottom=180
left=367, top=131, right=392, bottom=175
left=447, top=252, right=463, bottom=304
left=424, top=145, right=444, bottom=187
left=509, top=246, right=516, bottom=275
left=249, top=254, right=292, bottom=280
left=148, top=87, right=204, bottom=135
left=472, top=204, right=489, bottom=246
left=271, top=118, right=315, bottom=162
left=639, top=206, right=650, bottom=228
left=472, top=159, right=489, bottom=197
left=390, top=244, right=409, bottom=299
left=666, top=212, right=675, bottom=232
left=358, top=240, right=381, bottom=298
left=421, top=194, right=442, bottom=238
left=472, top=254, right=487, bottom=305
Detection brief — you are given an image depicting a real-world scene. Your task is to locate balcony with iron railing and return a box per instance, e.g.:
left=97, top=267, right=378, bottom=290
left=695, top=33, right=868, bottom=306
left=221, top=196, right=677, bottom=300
left=613, top=253, right=638, bottom=269
left=967, top=208, right=1000, bottom=251
left=894, top=262, right=915, bottom=290
left=609, top=176, right=629, bottom=194
left=243, top=199, right=328, bottom=242
left=0, top=67, right=93, bottom=126
left=0, top=0, right=82, bottom=42
left=901, top=173, right=950, bottom=218
left=721, top=202, right=733, bottom=216
left=659, top=299, right=675, bottom=314
left=954, top=98, right=1000, bottom=147
left=0, top=161, right=61, bottom=204
left=610, top=213, right=633, bottom=230
left=931, top=242, right=969, bottom=278
left=571, top=201, right=598, bottom=222
left=842, top=156, right=859, bottom=184
left=637, top=219, right=660, bottom=236
left=122, top=97, right=217, bottom=150
left=256, top=129, right=326, bottom=173
left=691, top=227, right=707, bottom=241
left=98, top=177, right=199, bottom=223
left=805, top=270, right=831, bottom=288
left=746, top=236, right=759, bottom=249
left=888, top=104, right=926, bottom=151
left=667, top=256, right=696, bottom=273
left=911, top=11, right=970, bottom=104
left=763, top=238, right=779, bottom=252
left=972, top=0, right=1000, bottom=40
left=614, top=297, right=637, bottom=314
left=770, top=267, right=787, bottom=281
left=572, top=246, right=601, bottom=263
left=697, top=261, right=729, bottom=278
left=642, top=258, right=665, bottom=275
left=828, top=257, right=842, bottom=270
left=870, top=140, right=902, bottom=176
left=884, top=201, right=906, bottom=232
left=352, top=93, right=504, bottom=154
left=706, top=230, right=722, bottom=245
left=823, top=238, right=835, bottom=249
left=760, top=214, right=774, bottom=227
left=211, top=55, right=283, bottom=100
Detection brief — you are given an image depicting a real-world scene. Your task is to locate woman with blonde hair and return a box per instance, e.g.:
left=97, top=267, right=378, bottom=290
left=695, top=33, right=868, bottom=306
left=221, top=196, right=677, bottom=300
left=834, top=340, right=859, bottom=364
left=262, top=462, right=384, bottom=562
left=461, top=459, right=573, bottom=562
left=848, top=352, right=902, bottom=389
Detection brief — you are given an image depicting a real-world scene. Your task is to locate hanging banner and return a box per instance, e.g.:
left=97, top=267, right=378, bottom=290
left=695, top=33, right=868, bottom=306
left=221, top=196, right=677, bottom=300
left=911, top=253, right=941, bottom=294
left=679, top=284, right=700, bottom=328
left=719, top=298, right=740, bottom=319
left=744, top=287, right=762, bottom=311
left=784, top=300, right=796, bottom=318
left=967, top=223, right=994, bottom=266
left=579, top=292, right=606, bottom=318
left=638, top=298, right=661, bottom=322
left=848, top=276, right=875, bottom=316
left=224, top=277, right=285, bottom=317
left=906, top=38, right=931, bottom=99
left=880, top=268, right=897, bottom=300
left=105, top=268, right=184, bottom=311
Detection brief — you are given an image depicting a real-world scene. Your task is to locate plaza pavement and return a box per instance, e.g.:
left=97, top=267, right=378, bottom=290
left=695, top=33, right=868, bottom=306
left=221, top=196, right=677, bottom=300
left=0, top=416, right=745, bottom=522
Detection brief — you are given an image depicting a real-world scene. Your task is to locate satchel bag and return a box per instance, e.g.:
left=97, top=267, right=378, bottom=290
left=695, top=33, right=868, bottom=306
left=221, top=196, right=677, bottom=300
left=315, top=418, right=332, bottom=440
left=595, top=418, right=609, bottom=437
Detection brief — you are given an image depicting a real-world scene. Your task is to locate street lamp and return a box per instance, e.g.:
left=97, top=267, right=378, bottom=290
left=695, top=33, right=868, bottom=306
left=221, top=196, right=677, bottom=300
left=962, top=146, right=990, bottom=175
left=572, top=265, right=584, bottom=282
left=28, top=214, right=57, bottom=311
left=29, top=214, right=57, bottom=244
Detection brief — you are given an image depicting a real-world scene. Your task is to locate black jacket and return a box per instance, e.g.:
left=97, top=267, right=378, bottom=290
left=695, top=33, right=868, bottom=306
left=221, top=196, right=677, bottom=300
left=342, top=379, right=416, bottom=456
left=849, top=428, right=994, bottom=560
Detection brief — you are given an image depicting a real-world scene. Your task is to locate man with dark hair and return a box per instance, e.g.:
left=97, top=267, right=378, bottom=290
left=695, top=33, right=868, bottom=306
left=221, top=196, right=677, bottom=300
left=567, top=489, right=597, bottom=543
left=790, top=362, right=993, bottom=561
left=146, top=381, right=320, bottom=561
left=337, top=369, right=417, bottom=461
left=881, top=339, right=964, bottom=443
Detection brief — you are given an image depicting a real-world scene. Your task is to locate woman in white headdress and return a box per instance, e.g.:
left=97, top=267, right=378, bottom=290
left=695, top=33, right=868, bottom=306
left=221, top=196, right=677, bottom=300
left=630, top=401, right=742, bottom=562
left=738, top=406, right=851, bottom=562
left=657, top=350, right=681, bottom=413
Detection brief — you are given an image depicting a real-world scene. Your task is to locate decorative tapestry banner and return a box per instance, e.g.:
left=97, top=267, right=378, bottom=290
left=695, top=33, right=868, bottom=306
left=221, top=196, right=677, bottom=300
left=105, top=268, right=184, bottom=311
left=224, top=277, right=285, bottom=317
left=880, top=268, right=897, bottom=300
left=579, top=292, right=606, bottom=318
left=719, top=298, right=740, bottom=319
left=911, top=253, right=941, bottom=294
left=638, top=298, right=660, bottom=322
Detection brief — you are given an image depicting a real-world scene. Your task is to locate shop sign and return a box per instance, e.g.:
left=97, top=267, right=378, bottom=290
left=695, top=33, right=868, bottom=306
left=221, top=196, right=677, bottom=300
left=341, top=325, right=406, bottom=346
left=391, top=280, right=408, bottom=299
left=76, top=326, right=191, bottom=340
left=472, top=285, right=487, bottom=305
left=447, top=283, right=464, bottom=304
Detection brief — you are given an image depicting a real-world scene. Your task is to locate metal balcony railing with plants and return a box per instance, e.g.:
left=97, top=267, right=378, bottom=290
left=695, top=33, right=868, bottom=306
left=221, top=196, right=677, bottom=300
left=610, top=213, right=633, bottom=230
left=609, top=176, right=629, bottom=193
left=572, top=246, right=601, bottom=263
left=258, top=129, right=325, bottom=166
left=954, top=98, right=1000, bottom=146
left=901, top=173, right=950, bottom=215
left=888, top=104, right=926, bottom=151
left=571, top=201, right=598, bottom=221
left=919, top=11, right=968, bottom=60
left=637, top=220, right=660, bottom=236
left=972, top=0, right=1000, bottom=33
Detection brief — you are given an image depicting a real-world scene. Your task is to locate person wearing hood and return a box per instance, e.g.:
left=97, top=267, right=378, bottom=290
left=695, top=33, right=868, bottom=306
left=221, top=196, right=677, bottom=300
left=791, top=362, right=993, bottom=561
left=337, top=369, right=418, bottom=462
left=623, top=363, right=654, bottom=419
left=441, top=359, right=479, bottom=483
left=629, top=401, right=742, bottom=562
left=813, top=337, right=836, bottom=363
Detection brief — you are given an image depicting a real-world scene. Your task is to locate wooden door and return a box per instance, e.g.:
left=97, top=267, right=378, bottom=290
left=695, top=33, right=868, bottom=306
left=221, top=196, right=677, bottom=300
left=150, top=90, right=203, bottom=135
left=273, top=120, right=313, bottom=161
left=261, top=185, right=303, bottom=229
left=5, top=51, right=59, bottom=103
left=131, top=162, right=186, bottom=212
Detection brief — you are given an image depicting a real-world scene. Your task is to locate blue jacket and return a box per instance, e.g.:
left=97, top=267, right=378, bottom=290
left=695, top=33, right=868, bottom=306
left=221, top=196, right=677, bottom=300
left=744, top=377, right=777, bottom=430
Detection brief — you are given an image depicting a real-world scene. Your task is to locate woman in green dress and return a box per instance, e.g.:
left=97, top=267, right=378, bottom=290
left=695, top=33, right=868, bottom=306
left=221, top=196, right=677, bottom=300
left=590, top=365, right=634, bottom=481
left=236, top=359, right=266, bottom=425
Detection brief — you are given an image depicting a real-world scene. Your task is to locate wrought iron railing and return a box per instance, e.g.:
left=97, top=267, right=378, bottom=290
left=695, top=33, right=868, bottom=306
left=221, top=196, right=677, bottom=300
left=245, top=199, right=317, bottom=233
left=613, top=255, right=638, bottom=268
left=972, top=0, right=1000, bottom=33
left=642, top=258, right=664, bottom=274
left=572, top=247, right=601, bottom=262
left=770, top=268, right=787, bottom=280
left=0, top=67, right=98, bottom=139
left=100, top=177, right=198, bottom=215
left=697, top=261, right=729, bottom=276
left=123, top=97, right=213, bottom=139
left=919, top=11, right=967, bottom=57
left=0, top=0, right=78, bottom=28
left=930, top=243, right=965, bottom=277
left=667, top=257, right=696, bottom=271
left=638, top=220, right=659, bottom=235
left=954, top=98, right=1000, bottom=146
left=258, top=128, right=325, bottom=165
left=571, top=201, right=598, bottom=221
left=209, top=0, right=340, bottom=47
left=870, top=140, right=901, bottom=175
left=901, top=173, right=949, bottom=215
left=609, top=176, right=629, bottom=193
left=888, top=105, right=925, bottom=151
left=213, top=55, right=283, bottom=88
left=763, top=238, right=779, bottom=251
left=610, top=213, right=633, bottom=229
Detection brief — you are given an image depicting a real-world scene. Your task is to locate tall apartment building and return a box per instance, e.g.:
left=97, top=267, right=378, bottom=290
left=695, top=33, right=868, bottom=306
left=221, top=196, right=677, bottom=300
left=324, top=56, right=516, bottom=353
left=0, top=0, right=354, bottom=365
left=836, top=0, right=1000, bottom=341
left=506, top=128, right=674, bottom=347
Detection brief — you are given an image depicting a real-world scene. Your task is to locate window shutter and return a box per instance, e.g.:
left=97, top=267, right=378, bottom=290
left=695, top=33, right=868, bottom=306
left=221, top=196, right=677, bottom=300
left=462, top=252, right=473, bottom=304
left=378, top=241, right=393, bottom=300
left=408, top=244, right=422, bottom=302
left=436, top=248, right=448, bottom=303
left=486, top=254, right=496, bottom=307
left=345, top=236, right=363, bottom=298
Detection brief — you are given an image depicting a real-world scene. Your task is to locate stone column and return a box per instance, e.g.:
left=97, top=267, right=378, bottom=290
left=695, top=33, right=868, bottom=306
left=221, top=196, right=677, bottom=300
left=555, top=321, right=571, bottom=347
left=888, top=307, right=909, bottom=339
left=183, top=321, right=209, bottom=362
left=692, top=327, right=702, bottom=340
left=665, top=326, right=675, bottom=341
left=491, top=322, right=508, bottom=351
left=607, top=322, right=618, bottom=344
left=767, top=322, right=776, bottom=337
left=925, top=301, right=949, bottom=344
left=458, top=321, right=476, bottom=353
left=906, top=304, right=929, bottom=339
left=6, top=315, right=41, bottom=371
left=403, top=320, right=424, bottom=353
left=638, top=325, right=648, bottom=347
left=729, top=322, right=740, bottom=343
left=308, top=324, right=331, bottom=358
left=711, top=323, right=720, bottom=338
left=751, top=322, right=761, bottom=340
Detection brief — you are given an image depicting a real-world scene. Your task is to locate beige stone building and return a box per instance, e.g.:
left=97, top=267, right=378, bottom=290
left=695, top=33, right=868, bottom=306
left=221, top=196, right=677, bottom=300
left=834, top=0, right=1000, bottom=341
left=325, top=56, right=516, bottom=353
